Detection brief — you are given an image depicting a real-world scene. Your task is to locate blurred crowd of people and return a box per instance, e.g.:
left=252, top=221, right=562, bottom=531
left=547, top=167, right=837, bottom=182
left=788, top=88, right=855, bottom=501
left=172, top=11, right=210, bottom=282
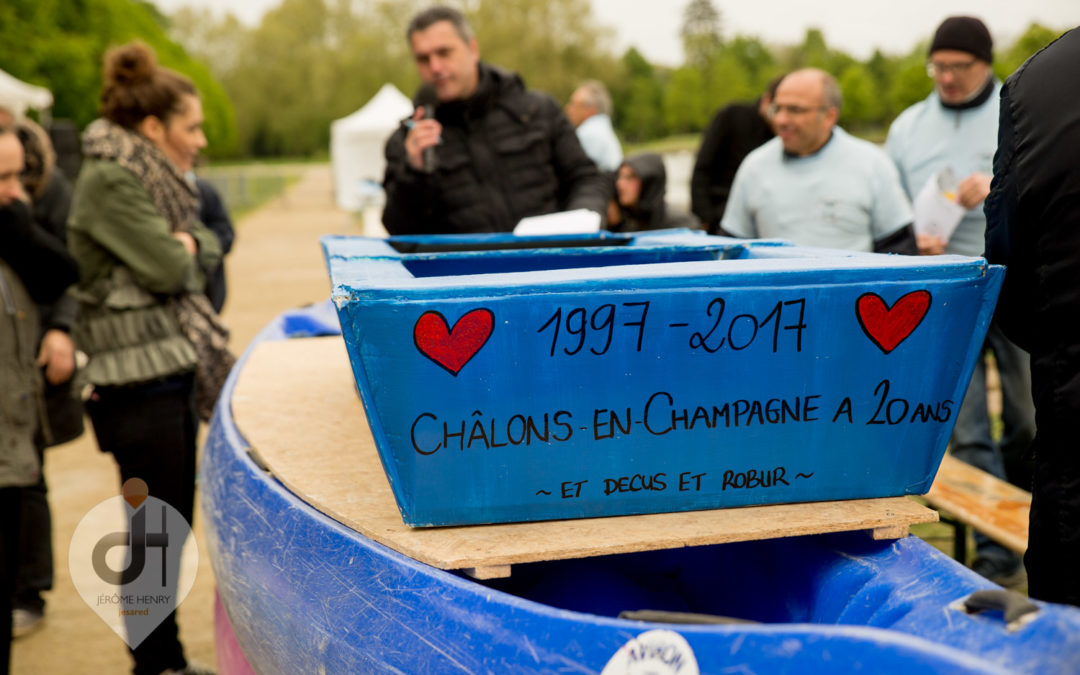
left=383, top=5, right=1079, bottom=611
left=3, top=6, right=1079, bottom=675
left=2, top=40, right=233, bottom=675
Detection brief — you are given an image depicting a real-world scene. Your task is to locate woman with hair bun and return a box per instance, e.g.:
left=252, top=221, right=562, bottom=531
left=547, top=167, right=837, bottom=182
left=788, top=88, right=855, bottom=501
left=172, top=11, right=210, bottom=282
left=67, top=41, right=223, bottom=675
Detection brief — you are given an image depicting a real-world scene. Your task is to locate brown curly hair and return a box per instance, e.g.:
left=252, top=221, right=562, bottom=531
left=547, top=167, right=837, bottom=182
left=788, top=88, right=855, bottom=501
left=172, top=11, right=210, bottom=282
left=99, top=41, right=198, bottom=129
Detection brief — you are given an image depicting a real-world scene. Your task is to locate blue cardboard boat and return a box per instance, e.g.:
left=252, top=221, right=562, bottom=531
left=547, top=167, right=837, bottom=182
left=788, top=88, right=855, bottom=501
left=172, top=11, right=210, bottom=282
left=203, top=304, right=1080, bottom=675
left=322, top=231, right=1003, bottom=527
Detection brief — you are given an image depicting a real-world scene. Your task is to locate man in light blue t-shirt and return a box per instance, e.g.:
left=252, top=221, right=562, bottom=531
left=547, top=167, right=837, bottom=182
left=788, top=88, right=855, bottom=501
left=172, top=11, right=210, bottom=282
left=720, top=68, right=917, bottom=255
left=887, top=16, right=1032, bottom=588
left=565, top=80, right=622, bottom=173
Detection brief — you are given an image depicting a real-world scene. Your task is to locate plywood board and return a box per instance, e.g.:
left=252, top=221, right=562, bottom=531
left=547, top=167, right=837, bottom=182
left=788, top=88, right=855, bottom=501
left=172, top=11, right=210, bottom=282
left=231, top=337, right=938, bottom=578
left=925, top=454, right=1030, bottom=553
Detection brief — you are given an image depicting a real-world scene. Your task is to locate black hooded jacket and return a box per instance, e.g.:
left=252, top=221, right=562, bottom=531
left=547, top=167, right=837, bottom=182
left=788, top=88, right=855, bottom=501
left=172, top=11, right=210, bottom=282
left=382, top=63, right=608, bottom=234
left=609, top=153, right=696, bottom=233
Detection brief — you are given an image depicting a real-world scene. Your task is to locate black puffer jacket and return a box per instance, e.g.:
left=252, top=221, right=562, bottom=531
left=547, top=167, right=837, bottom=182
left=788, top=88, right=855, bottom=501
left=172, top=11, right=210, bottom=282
left=382, top=63, right=607, bottom=234
left=984, top=26, right=1080, bottom=608
left=986, top=27, right=1080, bottom=356
left=609, top=153, right=696, bottom=233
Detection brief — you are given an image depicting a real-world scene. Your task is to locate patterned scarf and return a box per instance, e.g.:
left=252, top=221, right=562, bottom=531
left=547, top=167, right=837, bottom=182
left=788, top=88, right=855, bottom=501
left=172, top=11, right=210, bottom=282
left=82, top=118, right=199, bottom=232
left=82, top=119, right=234, bottom=421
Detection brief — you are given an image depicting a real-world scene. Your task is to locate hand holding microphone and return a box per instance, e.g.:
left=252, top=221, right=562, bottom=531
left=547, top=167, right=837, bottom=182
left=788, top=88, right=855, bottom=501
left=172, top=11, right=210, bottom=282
left=405, top=105, right=440, bottom=173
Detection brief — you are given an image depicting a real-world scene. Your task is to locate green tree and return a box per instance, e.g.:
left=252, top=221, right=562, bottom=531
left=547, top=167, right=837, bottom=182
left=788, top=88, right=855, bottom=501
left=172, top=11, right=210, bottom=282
left=663, top=66, right=708, bottom=134
left=195, top=0, right=619, bottom=157
left=887, top=44, right=933, bottom=119
left=680, top=0, right=723, bottom=71
left=837, top=63, right=885, bottom=130
left=467, top=0, right=619, bottom=104
left=995, top=23, right=1065, bottom=79
left=168, top=7, right=247, bottom=80
left=0, top=0, right=238, bottom=155
left=783, top=28, right=856, bottom=75
left=726, top=35, right=777, bottom=92
left=220, top=0, right=339, bottom=156
left=704, top=49, right=754, bottom=113
left=614, top=48, right=664, bottom=141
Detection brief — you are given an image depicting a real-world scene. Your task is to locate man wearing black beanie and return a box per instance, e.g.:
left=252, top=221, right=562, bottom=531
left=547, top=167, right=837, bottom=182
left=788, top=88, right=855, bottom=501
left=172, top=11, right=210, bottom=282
left=886, top=16, right=1033, bottom=588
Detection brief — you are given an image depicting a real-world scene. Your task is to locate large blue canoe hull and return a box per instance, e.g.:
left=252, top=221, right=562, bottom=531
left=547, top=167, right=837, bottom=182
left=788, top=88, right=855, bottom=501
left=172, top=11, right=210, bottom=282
left=202, top=305, right=1080, bottom=674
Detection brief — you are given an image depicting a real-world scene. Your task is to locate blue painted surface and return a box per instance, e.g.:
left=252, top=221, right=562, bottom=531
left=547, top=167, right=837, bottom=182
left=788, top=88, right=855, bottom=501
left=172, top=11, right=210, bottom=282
left=322, top=231, right=1004, bottom=526
left=202, top=306, right=1080, bottom=673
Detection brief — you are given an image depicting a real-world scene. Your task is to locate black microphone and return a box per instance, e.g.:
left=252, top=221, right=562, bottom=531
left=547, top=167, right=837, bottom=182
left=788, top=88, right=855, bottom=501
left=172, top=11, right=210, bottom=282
left=420, top=104, right=437, bottom=174
left=414, top=86, right=439, bottom=174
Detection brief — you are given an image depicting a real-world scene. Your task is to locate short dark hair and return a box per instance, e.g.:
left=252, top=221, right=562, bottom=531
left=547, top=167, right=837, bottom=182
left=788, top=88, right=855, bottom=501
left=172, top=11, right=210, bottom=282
left=407, top=6, right=474, bottom=43
left=764, top=73, right=787, bottom=100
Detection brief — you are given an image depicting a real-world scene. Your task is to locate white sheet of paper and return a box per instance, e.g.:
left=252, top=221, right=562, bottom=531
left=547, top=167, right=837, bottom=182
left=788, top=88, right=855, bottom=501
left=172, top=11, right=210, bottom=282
left=513, top=208, right=602, bottom=235
left=913, top=170, right=966, bottom=242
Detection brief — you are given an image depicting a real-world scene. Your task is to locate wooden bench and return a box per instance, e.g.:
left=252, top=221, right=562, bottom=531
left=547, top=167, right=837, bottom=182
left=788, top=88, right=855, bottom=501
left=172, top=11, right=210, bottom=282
left=921, top=453, right=1031, bottom=561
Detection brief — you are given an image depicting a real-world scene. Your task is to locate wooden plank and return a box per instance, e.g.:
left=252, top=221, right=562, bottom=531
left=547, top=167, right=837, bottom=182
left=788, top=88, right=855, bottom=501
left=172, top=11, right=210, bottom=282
left=462, top=566, right=512, bottom=580
left=232, top=337, right=939, bottom=573
left=924, top=453, right=1030, bottom=554
left=871, top=525, right=910, bottom=540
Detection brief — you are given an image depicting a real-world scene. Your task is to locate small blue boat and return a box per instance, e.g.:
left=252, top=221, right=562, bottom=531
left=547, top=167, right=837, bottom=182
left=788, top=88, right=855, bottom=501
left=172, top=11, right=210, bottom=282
left=322, top=231, right=1002, bottom=526
left=203, top=302, right=1080, bottom=675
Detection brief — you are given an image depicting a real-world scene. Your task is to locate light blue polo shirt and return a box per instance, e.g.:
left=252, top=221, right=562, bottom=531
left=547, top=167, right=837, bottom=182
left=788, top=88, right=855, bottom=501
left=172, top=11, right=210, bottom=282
left=575, top=113, right=623, bottom=173
left=885, top=82, right=1000, bottom=257
left=721, top=127, right=913, bottom=251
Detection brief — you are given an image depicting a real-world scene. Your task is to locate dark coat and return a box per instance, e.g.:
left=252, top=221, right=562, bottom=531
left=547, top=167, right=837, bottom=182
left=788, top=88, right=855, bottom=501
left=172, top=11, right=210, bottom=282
left=0, top=201, right=79, bottom=461
left=196, top=178, right=235, bottom=313
left=984, top=26, right=1080, bottom=608
left=18, top=116, right=84, bottom=445
left=690, top=101, right=773, bottom=233
left=29, top=169, right=84, bottom=446
left=609, top=153, right=696, bottom=233
left=382, top=63, right=608, bottom=234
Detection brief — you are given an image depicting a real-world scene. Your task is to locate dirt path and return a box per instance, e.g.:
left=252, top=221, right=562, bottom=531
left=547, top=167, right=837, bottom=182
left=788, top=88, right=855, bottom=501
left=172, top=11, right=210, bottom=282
left=12, top=164, right=358, bottom=674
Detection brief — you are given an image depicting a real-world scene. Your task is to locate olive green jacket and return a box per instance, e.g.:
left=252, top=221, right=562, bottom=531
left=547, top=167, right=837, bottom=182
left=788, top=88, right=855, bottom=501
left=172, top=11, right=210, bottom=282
left=0, top=260, right=43, bottom=488
left=68, top=159, right=222, bottom=386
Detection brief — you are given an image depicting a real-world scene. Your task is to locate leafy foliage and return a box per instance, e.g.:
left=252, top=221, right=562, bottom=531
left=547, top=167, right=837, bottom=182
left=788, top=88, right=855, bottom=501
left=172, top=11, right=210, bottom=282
left=994, top=24, right=1063, bottom=80
left=681, top=0, right=723, bottom=70
left=0, top=0, right=238, bottom=155
left=1, top=0, right=1069, bottom=158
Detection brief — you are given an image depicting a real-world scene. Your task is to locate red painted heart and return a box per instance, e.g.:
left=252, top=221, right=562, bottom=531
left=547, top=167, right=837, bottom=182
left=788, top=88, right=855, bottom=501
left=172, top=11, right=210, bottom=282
left=413, top=308, right=494, bottom=375
left=855, top=290, right=932, bottom=354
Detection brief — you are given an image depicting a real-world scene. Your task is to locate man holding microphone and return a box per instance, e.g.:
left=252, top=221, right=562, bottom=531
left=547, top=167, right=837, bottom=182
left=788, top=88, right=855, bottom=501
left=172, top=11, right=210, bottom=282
left=382, top=6, right=608, bottom=235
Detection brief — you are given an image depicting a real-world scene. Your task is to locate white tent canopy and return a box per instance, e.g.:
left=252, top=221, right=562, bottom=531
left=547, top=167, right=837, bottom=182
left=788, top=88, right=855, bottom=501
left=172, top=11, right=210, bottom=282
left=0, top=68, right=53, bottom=119
left=330, top=83, right=414, bottom=212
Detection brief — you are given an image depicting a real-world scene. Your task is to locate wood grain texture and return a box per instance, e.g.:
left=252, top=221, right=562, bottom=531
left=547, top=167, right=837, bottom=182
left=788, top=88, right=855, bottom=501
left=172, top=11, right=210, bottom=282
left=232, top=337, right=939, bottom=574
left=925, top=453, right=1031, bottom=553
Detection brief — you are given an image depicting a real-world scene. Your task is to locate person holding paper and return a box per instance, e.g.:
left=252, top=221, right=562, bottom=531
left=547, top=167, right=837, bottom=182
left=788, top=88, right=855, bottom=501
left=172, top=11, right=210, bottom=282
left=886, top=16, right=1033, bottom=588
left=382, top=6, right=608, bottom=234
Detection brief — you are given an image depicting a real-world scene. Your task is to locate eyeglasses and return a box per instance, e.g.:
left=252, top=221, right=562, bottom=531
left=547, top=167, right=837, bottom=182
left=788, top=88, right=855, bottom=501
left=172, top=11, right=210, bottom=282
left=926, top=60, right=977, bottom=77
left=767, top=103, right=828, bottom=117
